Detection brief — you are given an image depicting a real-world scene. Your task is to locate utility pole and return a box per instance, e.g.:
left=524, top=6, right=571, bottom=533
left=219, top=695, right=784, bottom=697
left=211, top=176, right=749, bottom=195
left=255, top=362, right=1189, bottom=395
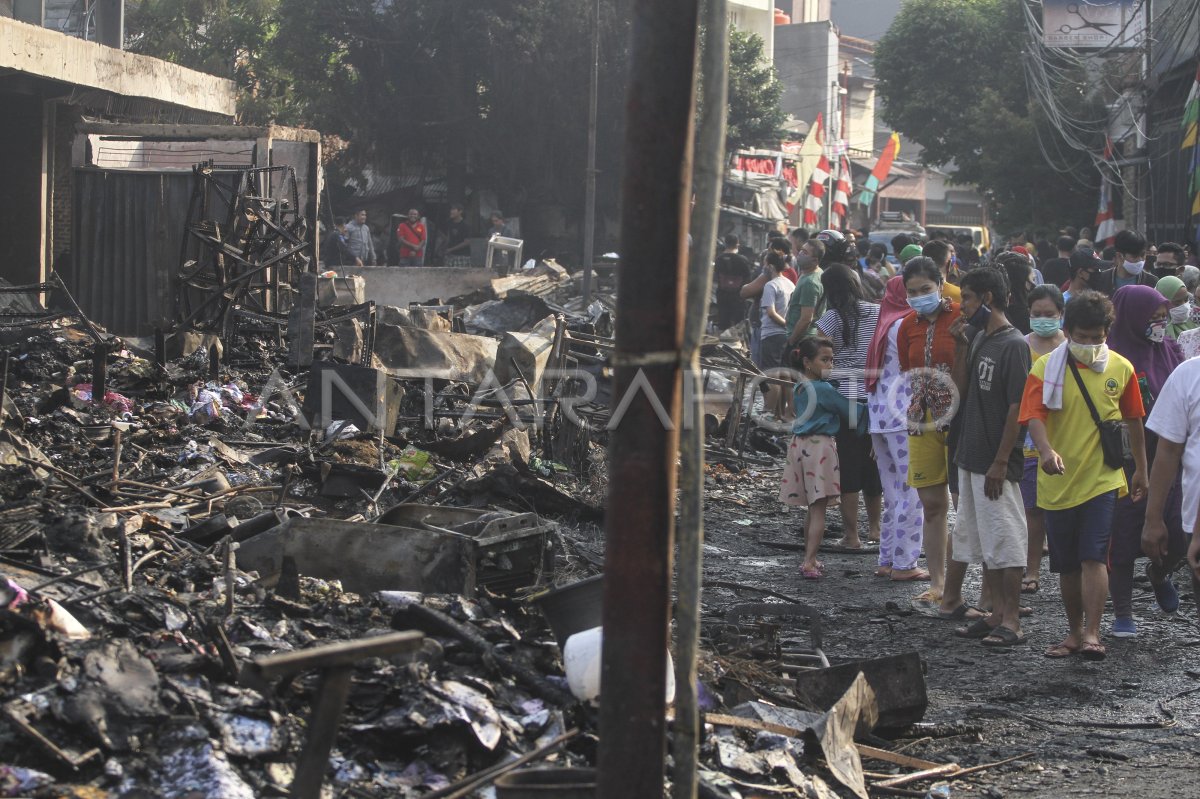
left=582, top=0, right=601, bottom=306
left=674, top=0, right=728, bottom=797
left=827, top=80, right=837, bottom=230
left=1137, top=0, right=1152, bottom=234
left=597, top=0, right=699, bottom=797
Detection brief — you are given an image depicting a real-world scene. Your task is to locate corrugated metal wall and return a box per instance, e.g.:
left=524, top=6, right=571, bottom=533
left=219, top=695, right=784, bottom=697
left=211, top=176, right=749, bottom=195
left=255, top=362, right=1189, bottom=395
left=67, top=169, right=194, bottom=336
left=1146, top=64, right=1197, bottom=247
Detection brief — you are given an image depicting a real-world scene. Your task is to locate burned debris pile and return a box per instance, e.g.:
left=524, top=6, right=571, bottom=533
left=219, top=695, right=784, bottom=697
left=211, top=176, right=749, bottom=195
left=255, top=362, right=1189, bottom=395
left=0, top=257, right=982, bottom=798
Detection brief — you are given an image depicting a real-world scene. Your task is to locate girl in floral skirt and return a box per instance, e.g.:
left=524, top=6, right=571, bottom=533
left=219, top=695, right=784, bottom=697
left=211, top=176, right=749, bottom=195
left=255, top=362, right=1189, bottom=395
left=780, top=337, right=869, bottom=579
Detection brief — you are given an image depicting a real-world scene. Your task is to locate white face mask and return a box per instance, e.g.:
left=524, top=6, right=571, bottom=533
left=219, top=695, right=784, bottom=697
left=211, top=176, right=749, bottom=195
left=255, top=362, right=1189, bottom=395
left=1122, top=259, right=1145, bottom=275
left=1170, top=303, right=1192, bottom=323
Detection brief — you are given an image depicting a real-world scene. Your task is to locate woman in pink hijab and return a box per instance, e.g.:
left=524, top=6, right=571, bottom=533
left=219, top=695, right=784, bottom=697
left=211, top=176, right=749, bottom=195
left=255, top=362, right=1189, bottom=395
left=866, top=276, right=927, bottom=581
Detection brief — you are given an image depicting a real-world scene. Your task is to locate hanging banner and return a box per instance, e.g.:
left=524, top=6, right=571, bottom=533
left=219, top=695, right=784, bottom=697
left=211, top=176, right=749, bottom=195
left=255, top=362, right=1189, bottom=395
left=1042, top=0, right=1144, bottom=49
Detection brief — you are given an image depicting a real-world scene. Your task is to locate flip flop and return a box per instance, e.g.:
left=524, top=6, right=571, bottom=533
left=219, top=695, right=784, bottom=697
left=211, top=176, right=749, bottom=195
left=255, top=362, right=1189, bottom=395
left=1080, top=642, right=1107, bottom=661
left=801, top=565, right=823, bottom=580
left=891, top=569, right=931, bottom=582
left=955, top=617, right=997, bottom=639
left=1021, top=578, right=1039, bottom=594
left=936, top=604, right=987, bottom=621
left=1044, top=640, right=1079, bottom=658
left=981, top=626, right=1028, bottom=647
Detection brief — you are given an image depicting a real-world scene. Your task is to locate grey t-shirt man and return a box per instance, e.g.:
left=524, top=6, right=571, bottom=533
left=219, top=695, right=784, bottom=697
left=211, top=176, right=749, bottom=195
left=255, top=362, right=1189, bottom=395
left=760, top=275, right=795, bottom=338
left=344, top=218, right=376, bottom=265
left=955, top=326, right=1031, bottom=481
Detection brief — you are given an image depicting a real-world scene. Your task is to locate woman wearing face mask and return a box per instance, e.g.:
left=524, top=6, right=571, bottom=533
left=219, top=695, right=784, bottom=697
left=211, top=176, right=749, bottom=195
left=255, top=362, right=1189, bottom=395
left=1105, top=285, right=1186, bottom=638
left=896, top=257, right=962, bottom=610
left=1019, top=286, right=1067, bottom=594
left=867, top=276, right=927, bottom=581
left=1154, top=275, right=1197, bottom=341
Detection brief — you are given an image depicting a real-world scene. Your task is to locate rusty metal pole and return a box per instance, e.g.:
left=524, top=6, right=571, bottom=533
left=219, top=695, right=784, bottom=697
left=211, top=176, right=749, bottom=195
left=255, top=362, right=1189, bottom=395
left=674, top=0, right=729, bottom=796
left=581, top=0, right=600, bottom=307
left=597, top=0, right=700, bottom=797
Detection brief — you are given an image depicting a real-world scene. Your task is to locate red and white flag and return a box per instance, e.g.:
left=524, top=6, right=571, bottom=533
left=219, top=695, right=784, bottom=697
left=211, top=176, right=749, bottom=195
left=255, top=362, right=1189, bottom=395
left=831, top=156, right=852, bottom=227
left=1095, top=137, right=1117, bottom=246
left=802, top=154, right=831, bottom=226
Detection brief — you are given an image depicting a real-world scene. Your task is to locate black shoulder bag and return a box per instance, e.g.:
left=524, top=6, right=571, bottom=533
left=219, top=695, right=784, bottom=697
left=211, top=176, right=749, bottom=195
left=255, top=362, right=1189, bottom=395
left=1067, top=359, right=1125, bottom=470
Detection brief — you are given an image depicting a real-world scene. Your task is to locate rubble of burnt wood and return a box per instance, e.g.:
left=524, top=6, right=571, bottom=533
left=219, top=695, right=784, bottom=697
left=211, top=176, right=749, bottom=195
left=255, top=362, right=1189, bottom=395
left=0, top=266, right=902, bottom=798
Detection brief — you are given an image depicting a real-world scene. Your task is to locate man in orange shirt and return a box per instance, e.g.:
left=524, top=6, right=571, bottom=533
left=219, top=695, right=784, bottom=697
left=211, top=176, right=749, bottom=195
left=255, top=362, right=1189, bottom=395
left=1019, top=291, right=1147, bottom=661
left=396, top=208, right=427, bottom=266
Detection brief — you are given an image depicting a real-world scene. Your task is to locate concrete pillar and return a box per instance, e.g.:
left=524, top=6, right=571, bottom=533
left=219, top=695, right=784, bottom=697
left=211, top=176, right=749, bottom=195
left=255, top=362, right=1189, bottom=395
left=13, top=0, right=45, bottom=25
left=94, top=0, right=124, bottom=49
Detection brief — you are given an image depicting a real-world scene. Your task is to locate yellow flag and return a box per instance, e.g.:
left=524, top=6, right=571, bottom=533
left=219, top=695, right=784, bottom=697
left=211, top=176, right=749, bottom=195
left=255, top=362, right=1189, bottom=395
left=1185, top=121, right=1198, bottom=150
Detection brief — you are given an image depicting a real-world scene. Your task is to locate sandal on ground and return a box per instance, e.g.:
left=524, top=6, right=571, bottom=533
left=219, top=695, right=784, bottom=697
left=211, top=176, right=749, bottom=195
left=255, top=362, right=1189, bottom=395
left=936, top=604, right=987, bottom=621
left=874, top=566, right=893, bottom=578
left=1021, top=577, right=1039, bottom=594
left=955, top=617, right=997, bottom=639
left=1044, top=641, right=1079, bottom=658
left=801, top=565, right=823, bottom=580
left=1080, top=642, right=1107, bottom=661
left=981, top=626, right=1028, bottom=647
left=891, top=568, right=931, bottom=582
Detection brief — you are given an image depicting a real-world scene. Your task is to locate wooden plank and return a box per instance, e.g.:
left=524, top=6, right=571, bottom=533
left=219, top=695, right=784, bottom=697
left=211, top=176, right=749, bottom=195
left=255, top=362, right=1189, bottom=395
left=242, top=630, right=424, bottom=681
left=855, top=744, right=943, bottom=772
left=874, top=764, right=961, bottom=789
left=706, top=712, right=804, bottom=738
left=290, top=666, right=353, bottom=799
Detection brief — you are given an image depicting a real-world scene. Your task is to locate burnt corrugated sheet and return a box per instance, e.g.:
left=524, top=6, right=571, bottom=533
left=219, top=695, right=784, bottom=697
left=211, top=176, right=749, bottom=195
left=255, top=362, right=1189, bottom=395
left=67, top=169, right=194, bottom=336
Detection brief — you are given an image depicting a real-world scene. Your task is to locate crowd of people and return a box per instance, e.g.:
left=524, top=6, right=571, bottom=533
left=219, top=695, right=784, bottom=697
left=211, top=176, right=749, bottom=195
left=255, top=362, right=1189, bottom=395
left=320, top=207, right=514, bottom=268
left=720, top=224, right=1200, bottom=660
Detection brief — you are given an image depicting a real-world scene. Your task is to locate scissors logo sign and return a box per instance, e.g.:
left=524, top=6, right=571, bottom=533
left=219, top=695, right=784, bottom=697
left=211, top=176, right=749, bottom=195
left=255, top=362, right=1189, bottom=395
left=1042, top=0, right=1143, bottom=49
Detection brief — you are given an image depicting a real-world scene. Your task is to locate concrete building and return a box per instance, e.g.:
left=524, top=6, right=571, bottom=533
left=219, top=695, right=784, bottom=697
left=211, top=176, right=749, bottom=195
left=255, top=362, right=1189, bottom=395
left=0, top=8, right=234, bottom=287
left=729, top=0, right=777, bottom=60
left=773, top=20, right=839, bottom=136
left=777, top=1, right=832, bottom=23
left=0, top=5, right=327, bottom=335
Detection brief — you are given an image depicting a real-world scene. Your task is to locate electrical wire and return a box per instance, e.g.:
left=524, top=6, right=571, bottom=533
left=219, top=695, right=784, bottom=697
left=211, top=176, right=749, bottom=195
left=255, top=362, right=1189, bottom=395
left=1019, top=0, right=1200, bottom=202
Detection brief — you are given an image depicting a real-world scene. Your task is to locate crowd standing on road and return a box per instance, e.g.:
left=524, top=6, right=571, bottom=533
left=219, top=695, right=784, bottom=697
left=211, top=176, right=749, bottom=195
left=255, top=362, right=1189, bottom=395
left=725, top=223, right=1200, bottom=660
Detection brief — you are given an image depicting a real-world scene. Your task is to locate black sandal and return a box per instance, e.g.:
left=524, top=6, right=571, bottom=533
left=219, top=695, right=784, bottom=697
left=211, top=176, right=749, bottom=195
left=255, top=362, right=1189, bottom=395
left=954, top=617, right=996, bottom=639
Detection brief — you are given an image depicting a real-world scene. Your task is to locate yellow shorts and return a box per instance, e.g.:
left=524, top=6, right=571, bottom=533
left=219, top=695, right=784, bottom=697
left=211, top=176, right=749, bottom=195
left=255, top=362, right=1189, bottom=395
left=907, top=428, right=949, bottom=488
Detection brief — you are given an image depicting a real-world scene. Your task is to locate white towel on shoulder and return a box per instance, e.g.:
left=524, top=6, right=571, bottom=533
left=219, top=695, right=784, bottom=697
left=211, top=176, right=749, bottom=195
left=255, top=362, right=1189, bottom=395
left=1042, top=340, right=1109, bottom=410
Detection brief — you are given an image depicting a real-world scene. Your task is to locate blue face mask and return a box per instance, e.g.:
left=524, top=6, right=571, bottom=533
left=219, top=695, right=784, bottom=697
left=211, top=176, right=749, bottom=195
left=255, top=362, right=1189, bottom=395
left=907, top=292, right=942, bottom=316
left=1029, top=317, right=1062, bottom=337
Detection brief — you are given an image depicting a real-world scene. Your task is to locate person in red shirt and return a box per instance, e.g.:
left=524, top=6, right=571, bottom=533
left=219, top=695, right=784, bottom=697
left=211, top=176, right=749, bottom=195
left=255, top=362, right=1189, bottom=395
left=897, top=257, right=963, bottom=612
left=396, top=208, right=427, bottom=266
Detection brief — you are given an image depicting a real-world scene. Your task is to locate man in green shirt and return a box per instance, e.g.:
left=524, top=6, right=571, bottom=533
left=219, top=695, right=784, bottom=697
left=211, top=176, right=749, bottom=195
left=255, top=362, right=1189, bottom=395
left=786, top=238, right=826, bottom=345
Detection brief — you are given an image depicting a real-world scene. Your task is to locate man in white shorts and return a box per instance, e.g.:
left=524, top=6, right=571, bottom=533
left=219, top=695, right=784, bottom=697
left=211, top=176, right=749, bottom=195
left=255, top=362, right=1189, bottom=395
left=941, top=267, right=1032, bottom=645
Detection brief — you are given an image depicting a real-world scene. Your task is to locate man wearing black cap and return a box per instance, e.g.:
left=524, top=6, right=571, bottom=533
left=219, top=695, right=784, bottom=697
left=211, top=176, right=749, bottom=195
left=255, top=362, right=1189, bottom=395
left=1065, top=249, right=1104, bottom=304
